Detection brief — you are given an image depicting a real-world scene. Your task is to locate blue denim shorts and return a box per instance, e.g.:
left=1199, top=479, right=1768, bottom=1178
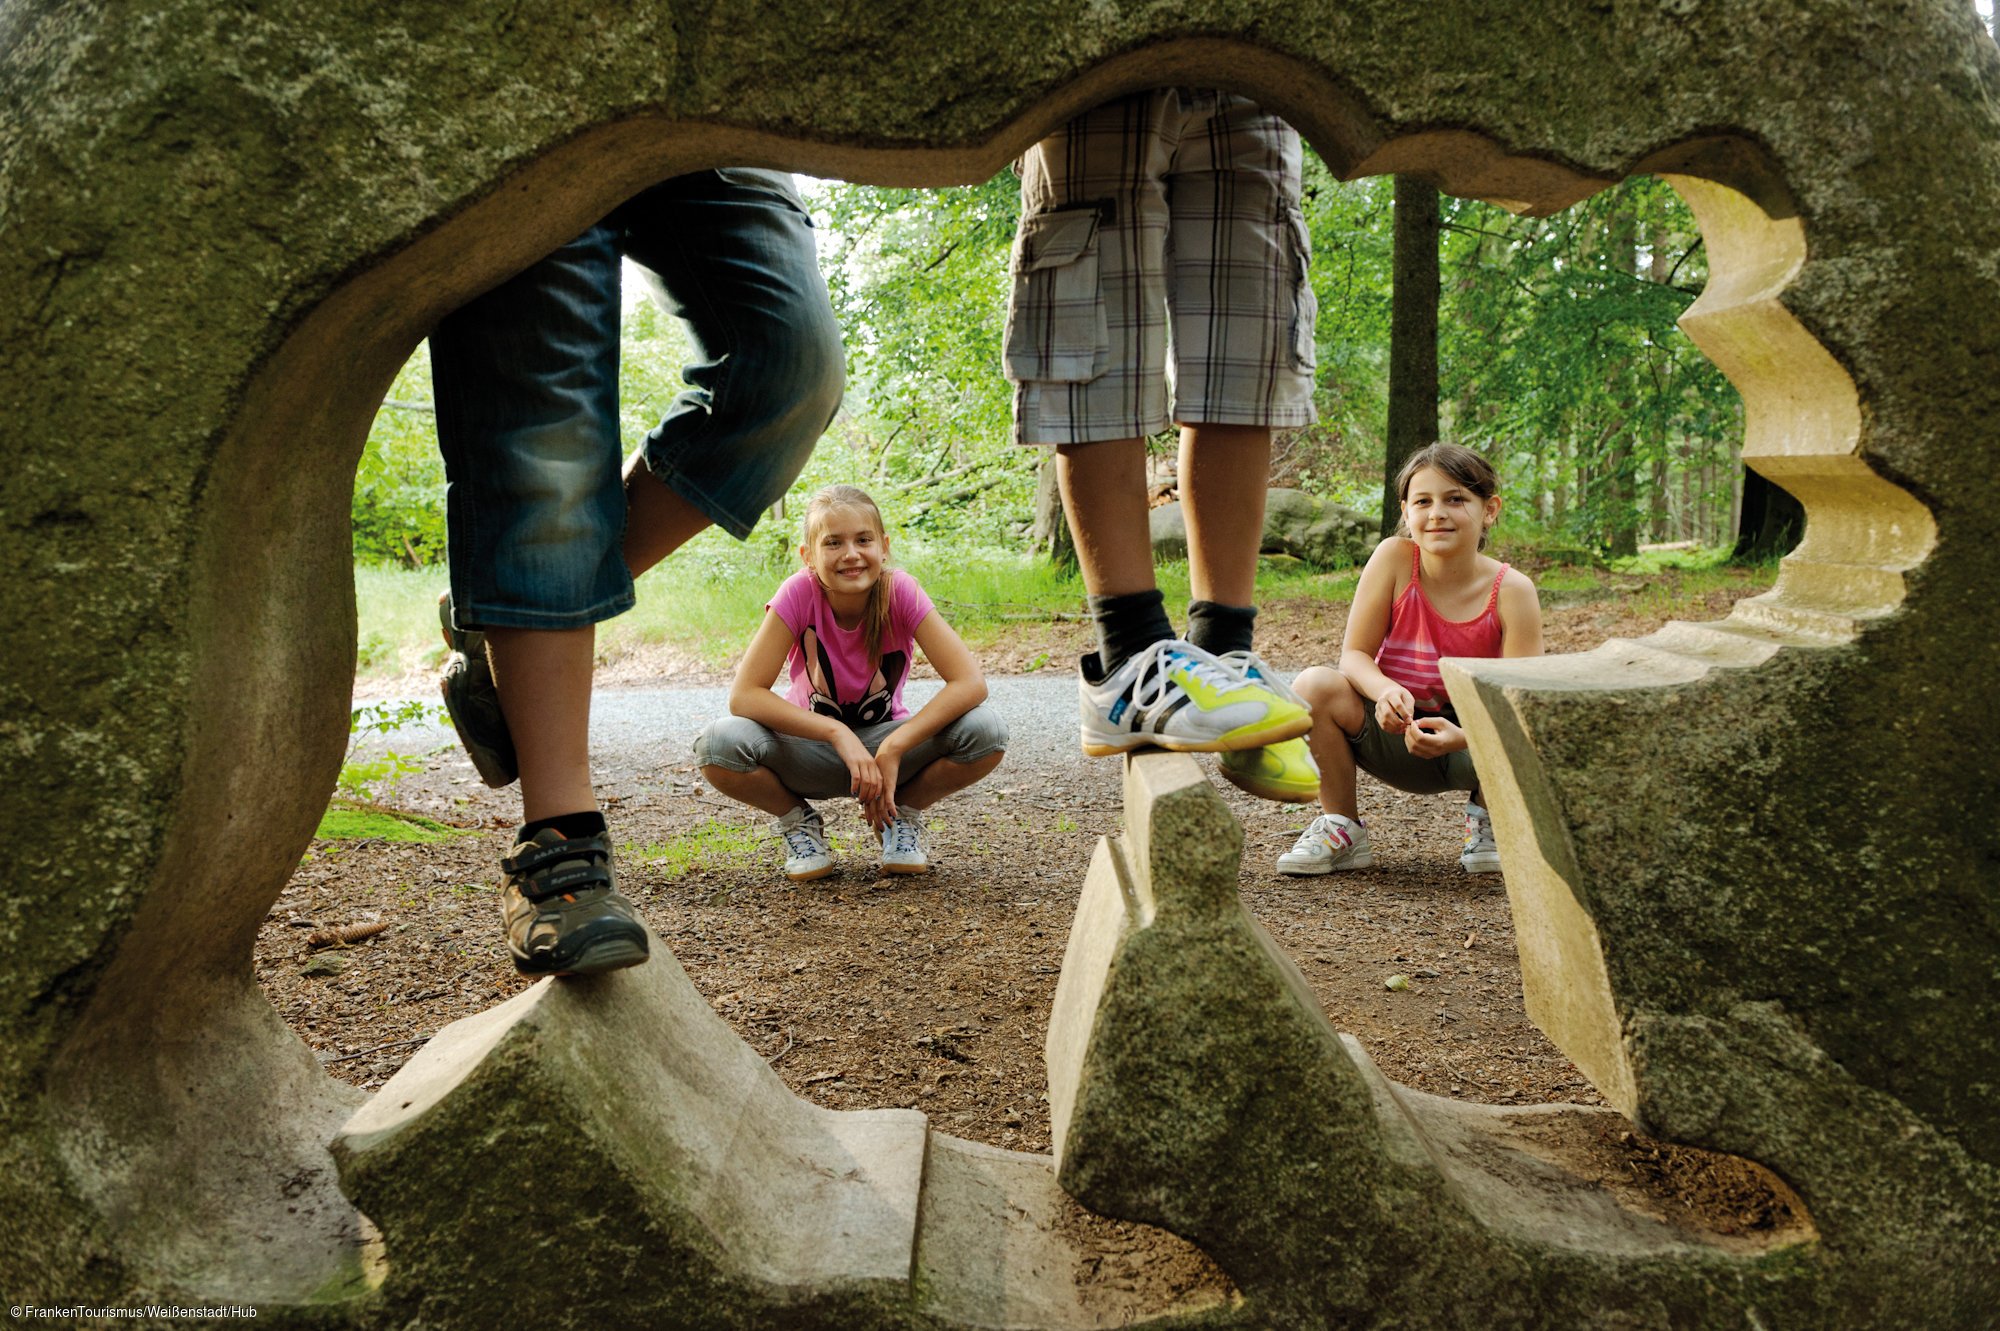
left=431, top=168, right=844, bottom=631
left=693, top=705, right=1010, bottom=802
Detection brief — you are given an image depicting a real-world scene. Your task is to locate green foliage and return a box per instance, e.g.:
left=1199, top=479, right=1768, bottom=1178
left=338, top=699, right=447, bottom=803
left=352, top=342, right=448, bottom=566
left=808, top=171, right=1033, bottom=545
left=1285, top=155, right=1742, bottom=553
left=349, top=161, right=1748, bottom=586
left=1434, top=176, right=1741, bottom=554
left=1285, top=161, right=1394, bottom=502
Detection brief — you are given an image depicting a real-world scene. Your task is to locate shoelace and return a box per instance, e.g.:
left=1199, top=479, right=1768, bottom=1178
left=1212, top=648, right=1267, bottom=683
left=1128, top=640, right=1236, bottom=706
left=887, top=818, right=922, bottom=856
left=1298, top=816, right=1349, bottom=853
left=783, top=822, right=824, bottom=858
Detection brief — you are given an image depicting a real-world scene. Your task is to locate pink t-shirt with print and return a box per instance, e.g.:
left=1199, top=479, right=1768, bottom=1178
left=766, top=568, right=935, bottom=725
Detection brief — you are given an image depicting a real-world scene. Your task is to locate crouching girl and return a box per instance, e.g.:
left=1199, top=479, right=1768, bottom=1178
left=695, top=485, right=1007, bottom=879
left=1278, top=444, right=1542, bottom=876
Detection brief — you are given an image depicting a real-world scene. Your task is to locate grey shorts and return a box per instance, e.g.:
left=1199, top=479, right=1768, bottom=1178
left=693, top=704, right=1009, bottom=801
left=1004, top=87, right=1318, bottom=445
left=1350, top=708, right=1480, bottom=796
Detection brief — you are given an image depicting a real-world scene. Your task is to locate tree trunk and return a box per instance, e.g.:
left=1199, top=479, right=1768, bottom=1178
left=1650, top=451, right=1670, bottom=543
left=1646, top=235, right=1673, bottom=543
left=1733, top=465, right=1802, bottom=561
left=1602, top=205, right=1641, bottom=558
left=1552, top=432, right=1570, bottom=527
left=1382, top=175, right=1440, bottom=534
left=1032, top=451, right=1076, bottom=569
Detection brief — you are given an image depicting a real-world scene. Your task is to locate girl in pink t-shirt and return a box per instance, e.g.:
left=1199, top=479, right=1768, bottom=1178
left=1278, top=444, right=1543, bottom=877
left=695, top=485, right=1007, bottom=880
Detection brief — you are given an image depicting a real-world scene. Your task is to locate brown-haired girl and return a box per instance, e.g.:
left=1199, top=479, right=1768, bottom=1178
left=694, top=485, right=1007, bottom=879
left=1279, top=444, right=1543, bottom=876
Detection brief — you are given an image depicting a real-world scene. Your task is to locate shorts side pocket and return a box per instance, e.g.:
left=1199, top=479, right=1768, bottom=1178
left=1003, top=207, right=1111, bottom=383
left=1286, top=205, right=1319, bottom=371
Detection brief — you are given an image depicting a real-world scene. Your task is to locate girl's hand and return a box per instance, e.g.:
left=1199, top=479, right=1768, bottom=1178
left=864, top=750, right=902, bottom=831
left=833, top=729, right=883, bottom=806
left=1376, top=687, right=1417, bottom=733
left=1405, top=715, right=1465, bottom=758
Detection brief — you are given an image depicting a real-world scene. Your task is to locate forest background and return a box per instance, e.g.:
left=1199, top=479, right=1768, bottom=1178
left=348, top=148, right=1797, bottom=680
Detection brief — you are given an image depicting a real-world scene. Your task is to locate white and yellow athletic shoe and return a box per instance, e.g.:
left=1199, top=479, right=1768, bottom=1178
left=1220, top=737, right=1321, bottom=803
left=1077, top=639, right=1311, bottom=757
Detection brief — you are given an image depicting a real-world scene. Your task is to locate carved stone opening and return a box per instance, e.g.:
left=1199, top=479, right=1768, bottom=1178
left=8, top=7, right=1996, bottom=1325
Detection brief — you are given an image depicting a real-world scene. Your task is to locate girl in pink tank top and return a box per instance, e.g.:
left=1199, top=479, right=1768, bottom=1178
left=1277, top=444, right=1544, bottom=877
left=1375, top=542, right=1510, bottom=717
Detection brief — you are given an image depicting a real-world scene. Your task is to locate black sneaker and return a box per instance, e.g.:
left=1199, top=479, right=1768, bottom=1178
left=438, top=592, right=518, bottom=788
left=498, top=830, right=650, bottom=977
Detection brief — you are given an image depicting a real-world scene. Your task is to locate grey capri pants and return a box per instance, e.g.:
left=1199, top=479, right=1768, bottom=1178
left=693, top=704, right=1009, bottom=801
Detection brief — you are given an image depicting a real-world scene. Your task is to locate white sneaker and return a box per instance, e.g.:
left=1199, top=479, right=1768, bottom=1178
left=775, top=804, right=834, bottom=881
left=1276, top=813, right=1373, bottom=875
left=880, top=808, right=929, bottom=874
left=1460, top=801, right=1501, bottom=874
left=1078, top=639, right=1311, bottom=757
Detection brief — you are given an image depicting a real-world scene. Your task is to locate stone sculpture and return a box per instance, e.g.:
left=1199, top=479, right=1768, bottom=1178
left=3, top=1, right=1994, bottom=1324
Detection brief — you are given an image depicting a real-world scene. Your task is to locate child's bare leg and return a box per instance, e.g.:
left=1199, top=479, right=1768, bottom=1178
left=895, top=752, right=1005, bottom=811
left=1056, top=440, right=1155, bottom=596
left=486, top=626, right=597, bottom=823
left=700, top=764, right=805, bottom=818
left=621, top=456, right=714, bottom=577
left=1295, top=666, right=1366, bottom=820
left=1179, top=423, right=1272, bottom=609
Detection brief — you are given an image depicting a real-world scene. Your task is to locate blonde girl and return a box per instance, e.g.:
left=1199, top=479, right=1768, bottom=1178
left=694, top=485, right=1007, bottom=879
left=1279, top=444, right=1543, bottom=876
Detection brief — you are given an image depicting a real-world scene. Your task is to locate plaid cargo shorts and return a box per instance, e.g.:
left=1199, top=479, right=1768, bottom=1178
left=1004, top=87, right=1318, bottom=445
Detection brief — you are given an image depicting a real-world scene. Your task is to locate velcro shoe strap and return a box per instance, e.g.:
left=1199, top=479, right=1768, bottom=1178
left=522, top=862, right=612, bottom=901
left=502, top=836, right=609, bottom=878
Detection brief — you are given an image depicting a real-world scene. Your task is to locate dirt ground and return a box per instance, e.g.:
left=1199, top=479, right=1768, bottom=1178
left=261, top=574, right=1799, bottom=1241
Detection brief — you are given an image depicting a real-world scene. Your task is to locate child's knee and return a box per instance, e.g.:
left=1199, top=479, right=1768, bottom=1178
left=692, top=716, right=771, bottom=773
left=947, top=704, right=1010, bottom=762
left=1294, top=665, right=1343, bottom=708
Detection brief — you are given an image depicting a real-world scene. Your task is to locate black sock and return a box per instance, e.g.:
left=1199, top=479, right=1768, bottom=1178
left=519, top=809, right=608, bottom=843
left=1087, top=589, right=1175, bottom=674
left=1185, top=601, right=1257, bottom=657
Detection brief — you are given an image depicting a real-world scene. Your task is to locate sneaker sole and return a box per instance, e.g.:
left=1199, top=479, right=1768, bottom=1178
left=1081, top=712, right=1312, bottom=758
left=1460, top=852, right=1502, bottom=874
left=1276, top=851, right=1375, bottom=876
left=438, top=672, right=520, bottom=789
left=1217, top=763, right=1319, bottom=805
left=438, top=598, right=519, bottom=789
left=880, top=861, right=930, bottom=875
left=786, top=862, right=837, bottom=882
left=510, top=933, right=651, bottom=978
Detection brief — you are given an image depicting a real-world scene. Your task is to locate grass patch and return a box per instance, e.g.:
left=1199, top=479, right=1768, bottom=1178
left=317, top=804, right=472, bottom=843
left=624, top=819, right=764, bottom=874
left=353, top=564, right=452, bottom=678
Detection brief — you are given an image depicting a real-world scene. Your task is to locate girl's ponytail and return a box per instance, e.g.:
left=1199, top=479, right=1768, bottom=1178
left=862, top=566, right=894, bottom=668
